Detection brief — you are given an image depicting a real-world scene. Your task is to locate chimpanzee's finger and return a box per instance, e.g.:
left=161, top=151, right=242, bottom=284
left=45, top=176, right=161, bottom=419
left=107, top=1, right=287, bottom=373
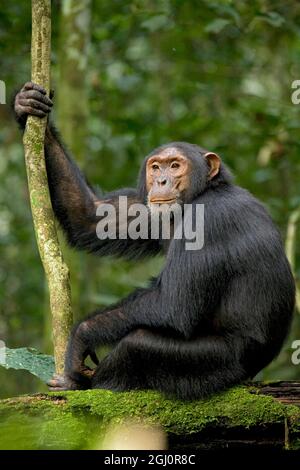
left=47, top=375, right=64, bottom=387
left=47, top=374, right=71, bottom=390
left=23, top=81, right=47, bottom=95
left=20, top=106, right=47, bottom=118
left=19, top=98, right=52, bottom=114
left=19, top=90, right=53, bottom=106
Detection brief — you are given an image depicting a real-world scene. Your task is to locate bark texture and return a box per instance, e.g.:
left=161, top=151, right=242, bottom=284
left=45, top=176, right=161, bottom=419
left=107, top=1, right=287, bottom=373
left=23, top=0, right=73, bottom=374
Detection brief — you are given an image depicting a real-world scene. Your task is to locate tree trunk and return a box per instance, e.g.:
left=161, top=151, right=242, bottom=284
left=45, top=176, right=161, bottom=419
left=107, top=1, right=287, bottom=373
left=285, top=207, right=300, bottom=313
left=23, top=0, right=73, bottom=374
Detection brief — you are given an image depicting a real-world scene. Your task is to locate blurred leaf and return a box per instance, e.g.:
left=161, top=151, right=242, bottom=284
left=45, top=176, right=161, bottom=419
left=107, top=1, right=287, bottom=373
left=141, top=15, right=173, bottom=32
left=1, top=347, right=55, bottom=383
left=253, top=168, right=273, bottom=183
left=204, top=19, right=231, bottom=34
left=259, top=12, right=285, bottom=28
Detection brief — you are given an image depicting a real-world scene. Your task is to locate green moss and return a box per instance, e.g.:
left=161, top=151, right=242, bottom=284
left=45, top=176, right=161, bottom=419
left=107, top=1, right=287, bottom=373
left=285, top=406, right=300, bottom=450
left=53, top=386, right=288, bottom=432
left=0, top=386, right=299, bottom=449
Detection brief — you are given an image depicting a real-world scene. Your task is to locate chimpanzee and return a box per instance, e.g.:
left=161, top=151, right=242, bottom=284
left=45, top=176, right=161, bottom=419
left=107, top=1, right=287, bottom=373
left=14, top=82, right=295, bottom=400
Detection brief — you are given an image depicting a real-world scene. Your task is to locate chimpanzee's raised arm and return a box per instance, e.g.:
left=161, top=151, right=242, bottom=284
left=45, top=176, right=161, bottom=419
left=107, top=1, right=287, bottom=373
left=14, top=82, right=161, bottom=259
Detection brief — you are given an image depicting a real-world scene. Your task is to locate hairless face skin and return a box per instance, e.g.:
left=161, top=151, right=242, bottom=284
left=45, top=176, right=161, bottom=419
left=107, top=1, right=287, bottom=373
left=146, top=147, right=220, bottom=211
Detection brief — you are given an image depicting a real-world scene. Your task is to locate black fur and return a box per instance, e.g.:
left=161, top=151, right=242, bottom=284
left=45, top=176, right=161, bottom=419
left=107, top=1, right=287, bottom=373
left=18, top=112, right=295, bottom=399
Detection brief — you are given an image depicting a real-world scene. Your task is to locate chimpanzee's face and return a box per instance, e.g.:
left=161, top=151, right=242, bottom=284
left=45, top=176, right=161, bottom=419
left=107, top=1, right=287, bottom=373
left=145, top=144, right=221, bottom=213
left=146, top=147, right=190, bottom=211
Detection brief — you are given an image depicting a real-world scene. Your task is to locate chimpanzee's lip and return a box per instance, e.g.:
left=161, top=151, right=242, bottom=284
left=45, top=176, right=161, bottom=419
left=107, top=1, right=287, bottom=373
left=150, top=198, right=177, bottom=204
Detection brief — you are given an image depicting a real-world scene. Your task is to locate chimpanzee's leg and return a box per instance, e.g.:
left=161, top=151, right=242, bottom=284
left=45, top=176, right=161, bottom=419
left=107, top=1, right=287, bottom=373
left=47, top=306, right=134, bottom=391
left=91, top=329, right=149, bottom=391
left=91, top=328, right=248, bottom=399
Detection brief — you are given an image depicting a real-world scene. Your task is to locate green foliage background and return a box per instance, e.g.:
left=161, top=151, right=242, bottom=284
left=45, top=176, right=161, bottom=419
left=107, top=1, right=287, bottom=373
left=0, top=0, right=300, bottom=397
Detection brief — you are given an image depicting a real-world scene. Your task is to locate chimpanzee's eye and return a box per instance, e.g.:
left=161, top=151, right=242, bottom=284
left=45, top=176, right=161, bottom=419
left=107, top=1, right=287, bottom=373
left=152, top=164, right=160, bottom=170
left=171, top=162, right=180, bottom=169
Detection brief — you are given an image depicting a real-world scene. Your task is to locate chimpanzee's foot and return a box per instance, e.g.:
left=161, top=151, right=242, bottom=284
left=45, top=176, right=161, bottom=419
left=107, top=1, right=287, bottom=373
left=47, top=374, right=78, bottom=391
left=47, top=367, right=95, bottom=391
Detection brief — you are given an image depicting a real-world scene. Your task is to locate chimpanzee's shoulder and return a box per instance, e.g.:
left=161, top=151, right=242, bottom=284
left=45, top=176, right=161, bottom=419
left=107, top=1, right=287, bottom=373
left=196, top=183, right=274, bottom=226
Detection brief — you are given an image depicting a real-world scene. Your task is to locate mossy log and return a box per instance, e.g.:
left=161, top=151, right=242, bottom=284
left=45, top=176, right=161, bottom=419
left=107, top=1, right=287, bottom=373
left=1, top=383, right=300, bottom=450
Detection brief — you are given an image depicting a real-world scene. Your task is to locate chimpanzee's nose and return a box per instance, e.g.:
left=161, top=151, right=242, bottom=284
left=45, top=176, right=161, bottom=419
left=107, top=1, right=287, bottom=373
left=157, top=177, right=167, bottom=186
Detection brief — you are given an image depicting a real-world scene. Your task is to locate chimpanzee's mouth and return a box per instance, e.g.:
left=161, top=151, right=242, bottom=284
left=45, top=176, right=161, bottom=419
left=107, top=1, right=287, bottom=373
left=150, top=198, right=177, bottom=204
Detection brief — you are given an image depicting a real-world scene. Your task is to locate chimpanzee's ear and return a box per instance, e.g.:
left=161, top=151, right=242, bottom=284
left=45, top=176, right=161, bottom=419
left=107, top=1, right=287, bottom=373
left=204, top=152, right=221, bottom=180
